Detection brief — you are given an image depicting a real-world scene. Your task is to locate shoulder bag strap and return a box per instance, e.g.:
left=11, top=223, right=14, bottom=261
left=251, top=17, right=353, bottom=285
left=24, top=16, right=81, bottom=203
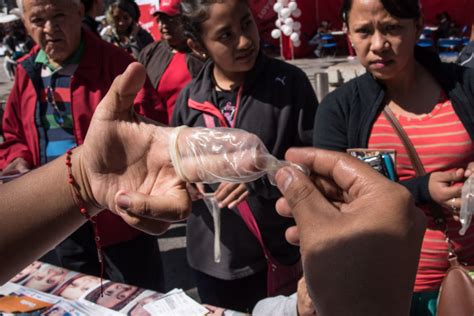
left=383, top=105, right=426, bottom=176
left=382, top=105, right=447, bottom=228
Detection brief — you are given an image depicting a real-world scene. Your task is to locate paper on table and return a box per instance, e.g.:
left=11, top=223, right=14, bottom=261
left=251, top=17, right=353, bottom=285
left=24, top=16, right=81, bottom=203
left=143, top=289, right=208, bottom=316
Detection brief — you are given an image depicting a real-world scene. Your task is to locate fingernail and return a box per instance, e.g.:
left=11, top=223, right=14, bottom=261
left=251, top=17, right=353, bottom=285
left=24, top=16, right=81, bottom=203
left=275, top=167, right=294, bottom=192
left=117, top=194, right=131, bottom=210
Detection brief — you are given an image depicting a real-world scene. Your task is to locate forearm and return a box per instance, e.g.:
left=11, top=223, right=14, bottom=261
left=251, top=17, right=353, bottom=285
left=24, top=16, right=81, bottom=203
left=0, top=148, right=100, bottom=283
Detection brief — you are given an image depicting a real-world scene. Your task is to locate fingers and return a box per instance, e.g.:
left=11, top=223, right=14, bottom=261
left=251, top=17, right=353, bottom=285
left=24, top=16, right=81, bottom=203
left=186, top=183, right=203, bottom=201
left=94, top=62, right=146, bottom=121
left=447, top=196, right=461, bottom=212
left=285, top=226, right=300, bottom=245
left=465, top=163, right=474, bottom=177
left=214, top=183, right=249, bottom=208
left=275, top=165, right=336, bottom=228
left=1, top=158, right=30, bottom=176
left=276, top=197, right=292, bottom=217
left=227, top=191, right=249, bottom=209
left=120, top=215, right=172, bottom=235
left=115, top=189, right=191, bottom=223
left=432, top=169, right=464, bottom=183
left=284, top=148, right=390, bottom=195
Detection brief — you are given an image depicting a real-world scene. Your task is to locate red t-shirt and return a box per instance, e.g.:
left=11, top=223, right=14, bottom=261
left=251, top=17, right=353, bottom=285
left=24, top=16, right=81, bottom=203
left=157, top=52, right=192, bottom=124
left=368, top=97, right=474, bottom=292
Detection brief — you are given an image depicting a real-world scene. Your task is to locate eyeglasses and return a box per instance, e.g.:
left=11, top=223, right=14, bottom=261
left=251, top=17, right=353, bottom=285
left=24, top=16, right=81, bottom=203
left=46, top=86, right=70, bottom=128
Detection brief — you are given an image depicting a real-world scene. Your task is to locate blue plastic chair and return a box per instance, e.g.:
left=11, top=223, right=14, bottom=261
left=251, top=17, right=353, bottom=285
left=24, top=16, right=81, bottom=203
left=438, top=38, right=462, bottom=49
left=421, top=28, right=433, bottom=38
left=416, top=39, right=434, bottom=48
left=320, top=34, right=338, bottom=57
left=438, top=38, right=462, bottom=59
left=320, top=33, right=333, bottom=41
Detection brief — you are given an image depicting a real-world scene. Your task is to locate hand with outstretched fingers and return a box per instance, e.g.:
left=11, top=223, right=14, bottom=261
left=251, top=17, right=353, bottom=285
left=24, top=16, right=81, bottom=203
left=75, top=62, right=191, bottom=235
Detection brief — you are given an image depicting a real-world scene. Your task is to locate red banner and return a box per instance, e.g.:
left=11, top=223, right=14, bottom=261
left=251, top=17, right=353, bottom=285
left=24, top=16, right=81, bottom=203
left=139, top=0, right=474, bottom=59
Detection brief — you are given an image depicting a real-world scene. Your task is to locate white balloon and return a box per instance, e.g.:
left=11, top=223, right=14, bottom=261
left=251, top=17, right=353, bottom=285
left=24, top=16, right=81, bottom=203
left=292, top=8, right=302, bottom=18
left=290, top=32, right=300, bottom=42
left=271, top=29, right=282, bottom=39
left=275, top=19, right=282, bottom=28
left=273, top=2, right=283, bottom=13
left=282, top=25, right=293, bottom=36
left=280, top=0, right=289, bottom=5
left=280, top=8, right=291, bottom=18
left=293, top=40, right=301, bottom=47
left=293, top=21, right=302, bottom=31
left=288, top=2, right=298, bottom=11
left=284, top=17, right=294, bottom=27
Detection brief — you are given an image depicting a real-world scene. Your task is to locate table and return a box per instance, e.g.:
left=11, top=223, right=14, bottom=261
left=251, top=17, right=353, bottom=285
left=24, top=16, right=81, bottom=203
left=2, top=261, right=203, bottom=315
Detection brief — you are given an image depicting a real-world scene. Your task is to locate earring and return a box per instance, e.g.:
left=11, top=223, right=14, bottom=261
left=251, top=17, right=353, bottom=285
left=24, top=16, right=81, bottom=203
left=202, top=53, right=207, bottom=58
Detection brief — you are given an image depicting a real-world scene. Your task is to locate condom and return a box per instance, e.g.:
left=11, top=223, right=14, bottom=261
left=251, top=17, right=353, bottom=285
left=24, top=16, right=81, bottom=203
left=202, top=193, right=221, bottom=263
left=168, top=126, right=308, bottom=184
left=460, top=175, right=474, bottom=235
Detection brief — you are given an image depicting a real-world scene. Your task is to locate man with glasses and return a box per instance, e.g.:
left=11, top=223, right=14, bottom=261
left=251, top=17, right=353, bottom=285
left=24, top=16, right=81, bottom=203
left=0, top=0, right=166, bottom=291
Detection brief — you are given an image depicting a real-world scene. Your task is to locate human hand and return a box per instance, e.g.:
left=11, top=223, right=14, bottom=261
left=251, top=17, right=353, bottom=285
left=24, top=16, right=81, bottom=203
left=214, top=182, right=249, bottom=209
left=428, top=169, right=464, bottom=212
left=1, top=157, right=31, bottom=176
left=464, top=162, right=474, bottom=177
left=187, top=183, right=205, bottom=201
left=274, top=148, right=426, bottom=316
left=296, top=277, right=316, bottom=315
left=203, top=304, right=226, bottom=316
left=76, top=62, right=191, bottom=235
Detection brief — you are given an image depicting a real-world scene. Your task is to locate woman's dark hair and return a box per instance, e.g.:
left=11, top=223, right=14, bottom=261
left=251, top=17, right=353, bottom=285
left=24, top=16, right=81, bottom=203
left=108, top=0, right=141, bottom=22
left=341, top=0, right=421, bottom=24
left=180, top=0, right=217, bottom=43
left=180, top=0, right=247, bottom=43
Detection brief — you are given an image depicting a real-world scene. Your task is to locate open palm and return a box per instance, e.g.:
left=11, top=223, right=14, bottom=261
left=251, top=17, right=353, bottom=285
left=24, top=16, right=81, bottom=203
left=79, top=63, right=191, bottom=234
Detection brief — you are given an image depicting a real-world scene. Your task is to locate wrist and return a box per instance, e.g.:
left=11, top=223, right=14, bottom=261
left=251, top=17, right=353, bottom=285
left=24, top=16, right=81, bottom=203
left=69, top=147, right=102, bottom=216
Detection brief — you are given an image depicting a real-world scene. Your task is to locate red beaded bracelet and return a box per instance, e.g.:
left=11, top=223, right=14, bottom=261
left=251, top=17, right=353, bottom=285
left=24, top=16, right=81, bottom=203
left=66, top=147, right=104, bottom=292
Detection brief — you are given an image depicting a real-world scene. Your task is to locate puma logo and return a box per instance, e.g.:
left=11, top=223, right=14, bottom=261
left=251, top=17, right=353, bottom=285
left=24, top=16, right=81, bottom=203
left=275, top=76, right=286, bottom=86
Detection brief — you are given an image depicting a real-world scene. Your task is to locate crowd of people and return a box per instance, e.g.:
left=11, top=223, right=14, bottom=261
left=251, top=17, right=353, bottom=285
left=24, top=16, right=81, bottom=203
left=0, top=0, right=473, bottom=315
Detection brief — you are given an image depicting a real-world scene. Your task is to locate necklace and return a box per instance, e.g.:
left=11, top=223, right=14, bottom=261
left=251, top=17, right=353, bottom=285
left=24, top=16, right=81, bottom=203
left=211, top=72, right=239, bottom=92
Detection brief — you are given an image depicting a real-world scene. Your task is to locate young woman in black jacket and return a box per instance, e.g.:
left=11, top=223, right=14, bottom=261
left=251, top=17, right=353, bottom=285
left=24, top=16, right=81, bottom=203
left=171, top=0, right=317, bottom=311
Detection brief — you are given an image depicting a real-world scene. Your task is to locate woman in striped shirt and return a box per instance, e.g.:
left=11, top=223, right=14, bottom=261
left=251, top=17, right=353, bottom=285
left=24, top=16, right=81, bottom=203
left=313, top=0, right=474, bottom=315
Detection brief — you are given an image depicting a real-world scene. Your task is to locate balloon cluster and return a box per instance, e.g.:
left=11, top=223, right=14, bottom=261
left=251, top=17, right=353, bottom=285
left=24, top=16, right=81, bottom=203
left=271, top=0, right=302, bottom=47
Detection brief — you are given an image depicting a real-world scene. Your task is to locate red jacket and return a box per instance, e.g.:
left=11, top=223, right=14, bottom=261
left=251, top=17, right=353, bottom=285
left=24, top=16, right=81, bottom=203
left=0, top=30, right=166, bottom=246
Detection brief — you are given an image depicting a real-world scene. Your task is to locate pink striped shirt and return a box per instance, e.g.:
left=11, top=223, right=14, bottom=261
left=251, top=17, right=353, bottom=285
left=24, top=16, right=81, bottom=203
left=368, top=98, right=474, bottom=292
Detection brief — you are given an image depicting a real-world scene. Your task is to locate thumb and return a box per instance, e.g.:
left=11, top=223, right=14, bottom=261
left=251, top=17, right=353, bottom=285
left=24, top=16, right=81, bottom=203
left=275, top=166, right=335, bottom=227
left=435, top=169, right=464, bottom=183
left=115, top=190, right=191, bottom=223
left=93, top=62, right=146, bottom=121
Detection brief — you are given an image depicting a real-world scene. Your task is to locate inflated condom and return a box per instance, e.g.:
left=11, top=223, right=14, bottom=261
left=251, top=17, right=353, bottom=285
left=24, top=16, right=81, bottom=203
left=168, top=126, right=309, bottom=184
left=459, top=174, right=474, bottom=235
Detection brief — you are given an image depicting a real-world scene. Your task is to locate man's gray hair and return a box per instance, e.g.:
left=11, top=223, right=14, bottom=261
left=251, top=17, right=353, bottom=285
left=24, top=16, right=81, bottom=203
left=16, top=0, right=81, bottom=16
